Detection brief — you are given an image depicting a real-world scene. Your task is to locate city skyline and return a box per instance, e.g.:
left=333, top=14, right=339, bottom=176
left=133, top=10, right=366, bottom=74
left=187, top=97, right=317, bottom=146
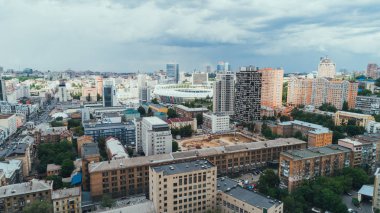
left=1, top=0, right=380, bottom=73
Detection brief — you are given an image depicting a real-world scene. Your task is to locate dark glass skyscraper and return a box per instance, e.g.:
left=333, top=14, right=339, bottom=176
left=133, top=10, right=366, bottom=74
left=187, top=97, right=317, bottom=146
left=166, top=63, right=179, bottom=83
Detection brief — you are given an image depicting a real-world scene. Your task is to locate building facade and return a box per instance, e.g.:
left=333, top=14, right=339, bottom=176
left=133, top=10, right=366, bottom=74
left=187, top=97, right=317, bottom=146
left=103, top=79, right=117, bottom=107
left=259, top=68, right=284, bottom=109
left=356, top=95, right=380, bottom=115
left=317, top=56, right=336, bottom=78
left=373, top=168, right=380, bottom=210
left=202, top=113, right=230, bottom=134
left=52, top=187, right=81, bottom=213
left=213, top=72, right=235, bottom=116
left=83, top=121, right=136, bottom=146
left=174, top=105, right=208, bottom=119
left=167, top=63, right=180, bottom=83
left=334, top=111, right=375, bottom=127
left=141, top=117, right=172, bottom=156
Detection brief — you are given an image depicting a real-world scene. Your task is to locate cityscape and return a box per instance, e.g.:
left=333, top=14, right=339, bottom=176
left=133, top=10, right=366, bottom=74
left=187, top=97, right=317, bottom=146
left=1, top=1, right=380, bottom=213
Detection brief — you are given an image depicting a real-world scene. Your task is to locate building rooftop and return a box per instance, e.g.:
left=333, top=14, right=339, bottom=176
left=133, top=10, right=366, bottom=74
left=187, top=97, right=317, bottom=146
left=52, top=187, right=80, bottom=200
left=358, top=185, right=373, bottom=197
left=0, top=159, right=22, bottom=179
left=47, top=164, right=61, bottom=172
left=152, top=160, right=214, bottom=176
left=281, top=144, right=351, bottom=160
left=82, top=143, right=100, bottom=158
left=0, top=179, right=52, bottom=198
left=142, top=116, right=167, bottom=126
left=279, top=120, right=330, bottom=134
left=106, top=137, right=128, bottom=159
left=83, top=121, right=129, bottom=129
left=102, top=112, right=120, bottom=118
left=175, top=105, right=208, bottom=112
left=149, top=104, right=167, bottom=109
left=0, top=114, right=14, bottom=119
left=336, top=110, right=375, bottom=118
left=338, top=138, right=363, bottom=146
left=167, top=117, right=194, bottom=124
left=89, top=138, right=306, bottom=173
left=217, top=177, right=282, bottom=209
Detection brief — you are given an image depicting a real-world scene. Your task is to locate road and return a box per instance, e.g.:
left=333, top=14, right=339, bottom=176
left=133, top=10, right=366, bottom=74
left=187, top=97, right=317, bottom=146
left=342, top=191, right=372, bottom=213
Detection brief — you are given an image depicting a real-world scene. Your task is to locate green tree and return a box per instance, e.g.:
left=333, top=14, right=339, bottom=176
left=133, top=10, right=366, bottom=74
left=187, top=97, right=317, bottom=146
left=196, top=113, right=203, bottom=125
left=101, top=194, right=115, bottom=208
left=97, top=93, right=102, bottom=101
left=137, top=106, right=146, bottom=116
left=358, top=89, right=372, bottom=96
left=127, top=147, right=133, bottom=157
left=342, top=101, right=349, bottom=111
left=147, top=107, right=154, bottom=116
left=46, top=175, right=63, bottom=190
left=86, top=93, right=91, bottom=102
left=98, top=137, right=107, bottom=159
left=68, top=119, right=81, bottom=129
left=257, top=169, right=280, bottom=195
left=318, top=103, right=337, bottom=112
left=167, top=108, right=178, bottom=118
left=61, top=159, right=74, bottom=178
left=23, top=200, right=53, bottom=213
left=151, top=98, right=159, bottom=104
left=172, top=141, right=179, bottom=152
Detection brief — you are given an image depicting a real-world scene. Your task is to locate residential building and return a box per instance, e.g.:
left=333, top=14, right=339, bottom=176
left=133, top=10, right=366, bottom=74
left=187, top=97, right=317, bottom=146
left=34, top=126, right=72, bottom=144
left=167, top=117, right=197, bottom=131
left=0, top=114, right=16, bottom=137
left=192, top=72, right=208, bottom=85
left=217, top=177, right=283, bottom=213
left=96, top=76, right=103, bottom=96
left=150, top=160, right=217, bottom=213
left=0, top=179, right=52, bottom=213
left=338, top=138, right=364, bottom=167
left=133, top=118, right=143, bottom=153
left=123, top=109, right=141, bottom=121
left=103, top=79, right=117, bottom=107
left=88, top=138, right=306, bottom=198
left=317, top=56, right=336, bottom=78
left=83, top=121, right=136, bottom=146
left=367, top=121, right=380, bottom=134
left=234, top=66, right=262, bottom=123
left=57, top=80, right=68, bottom=102
left=334, top=111, right=375, bottom=127
left=0, top=159, right=23, bottom=184
left=259, top=68, right=284, bottom=109
left=52, top=187, right=81, bottom=213
left=373, top=167, right=380, bottom=210
left=106, top=137, right=129, bottom=160
left=356, top=95, right=380, bottom=115
left=174, top=105, right=208, bottom=118
left=141, top=117, right=172, bottom=156
left=81, top=87, right=97, bottom=102
left=166, top=63, right=180, bottom=83
left=202, top=113, right=230, bottom=134
left=47, top=164, right=62, bottom=176
left=213, top=72, right=235, bottom=116
left=0, top=142, right=33, bottom=177
left=216, top=61, right=231, bottom=72
left=0, top=79, right=6, bottom=101
left=277, top=120, right=333, bottom=147
left=286, top=77, right=313, bottom=107
left=367, top=63, right=379, bottom=79
left=76, top=135, right=94, bottom=154
left=279, top=145, right=351, bottom=191
left=339, top=138, right=377, bottom=170
left=81, top=143, right=100, bottom=191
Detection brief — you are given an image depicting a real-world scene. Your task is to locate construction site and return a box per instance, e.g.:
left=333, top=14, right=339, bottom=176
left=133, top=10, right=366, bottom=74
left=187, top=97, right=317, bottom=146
left=179, top=132, right=261, bottom=151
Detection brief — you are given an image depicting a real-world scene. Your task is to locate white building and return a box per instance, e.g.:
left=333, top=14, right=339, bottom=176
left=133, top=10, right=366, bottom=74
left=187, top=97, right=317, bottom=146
left=317, top=56, right=336, bottom=78
left=141, top=117, right=172, bottom=156
left=105, top=137, right=129, bottom=160
left=0, top=114, right=17, bottom=136
left=366, top=121, right=380, bottom=134
left=202, top=113, right=230, bottom=134
left=213, top=72, right=235, bottom=116
left=373, top=168, right=380, bottom=210
left=57, top=81, right=68, bottom=102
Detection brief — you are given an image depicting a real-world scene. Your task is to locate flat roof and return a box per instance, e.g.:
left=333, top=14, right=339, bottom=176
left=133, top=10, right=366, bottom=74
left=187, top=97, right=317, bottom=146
left=338, top=138, right=363, bottom=146
left=0, top=114, right=14, bottom=119
left=152, top=160, right=214, bottom=176
left=175, top=105, right=208, bottom=112
left=217, top=177, right=281, bottom=209
left=336, top=110, right=374, bottom=117
left=279, top=120, right=330, bottom=134
left=52, top=187, right=80, bottom=200
left=106, top=137, right=128, bottom=159
left=358, top=185, right=373, bottom=197
left=0, top=179, right=52, bottom=198
left=142, top=116, right=167, bottom=125
left=47, top=164, right=61, bottom=172
left=82, top=143, right=99, bottom=157
left=281, top=144, right=351, bottom=160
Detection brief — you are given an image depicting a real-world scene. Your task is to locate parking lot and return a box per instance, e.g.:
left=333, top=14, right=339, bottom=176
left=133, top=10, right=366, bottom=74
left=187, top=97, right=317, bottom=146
left=341, top=191, right=372, bottom=213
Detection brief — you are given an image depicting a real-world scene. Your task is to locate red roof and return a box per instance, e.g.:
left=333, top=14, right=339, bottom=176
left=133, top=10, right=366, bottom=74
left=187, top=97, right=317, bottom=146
left=167, top=117, right=194, bottom=124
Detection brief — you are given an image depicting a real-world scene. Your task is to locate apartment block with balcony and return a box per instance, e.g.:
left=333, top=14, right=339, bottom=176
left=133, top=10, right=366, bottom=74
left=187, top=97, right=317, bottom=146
left=52, top=187, right=81, bottom=213
left=334, top=111, right=375, bottom=127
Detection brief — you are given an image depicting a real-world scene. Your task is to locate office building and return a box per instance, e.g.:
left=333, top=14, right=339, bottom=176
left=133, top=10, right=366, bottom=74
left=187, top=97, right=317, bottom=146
left=88, top=138, right=306, bottom=198
left=213, top=72, right=235, bottom=116
left=103, top=79, right=117, bottom=107
left=356, top=96, right=380, bottom=115
left=334, top=111, right=375, bottom=127
left=81, top=143, right=100, bottom=191
left=192, top=72, right=208, bottom=85
left=150, top=160, right=217, bottom=213
left=52, top=187, right=81, bottom=213
left=373, top=168, right=380, bottom=210
left=141, top=117, right=172, bottom=156
left=57, top=80, right=68, bottom=102
left=234, top=66, right=262, bottom=123
left=279, top=145, right=351, bottom=191
left=317, top=56, right=336, bottom=78
left=216, top=61, right=231, bottom=72
left=96, top=76, right=103, bottom=96
left=174, top=105, right=208, bottom=118
left=367, top=63, right=379, bottom=79
left=0, top=179, right=53, bottom=213
left=0, top=79, right=6, bottom=102
left=0, top=114, right=16, bottom=137
left=217, top=177, right=283, bottom=213
left=277, top=120, right=333, bottom=147
left=202, top=113, right=230, bottom=134
left=259, top=68, right=284, bottom=109
left=83, top=121, right=136, bottom=146
left=166, top=63, right=179, bottom=83
left=106, top=137, right=129, bottom=160
left=167, top=117, right=197, bottom=131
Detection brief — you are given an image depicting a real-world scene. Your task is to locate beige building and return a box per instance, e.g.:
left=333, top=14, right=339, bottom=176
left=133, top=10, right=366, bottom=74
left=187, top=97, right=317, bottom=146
left=81, top=87, right=97, bottom=102
left=259, top=68, right=284, bottom=109
left=77, top=135, right=93, bottom=154
left=317, top=56, right=336, bottom=78
left=217, top=177, right=283, bottom=213
left=167, top=117, right=197, bottom=131
left=52, top=187, right=81, bottom=213
left=47, top=164, right=62, bottom=176
left=373, top=168, right=380, bottom=210
left=338, top=138, right=363, bottom=167
left=334, top=111, right=375, bottom=127
left=150, top=160, right=217, bottom=213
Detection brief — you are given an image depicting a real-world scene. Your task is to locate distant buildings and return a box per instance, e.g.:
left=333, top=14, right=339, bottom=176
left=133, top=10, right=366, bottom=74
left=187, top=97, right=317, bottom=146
left=174, top=105, right=208, bottom=119
left=57, top=80, right=68, bottom=102
left=356, top=95, right=380, bottom=115
left=0, top=79, right=6, bottom=101
left=150, top=160, right=217, bottom=213
left=141, top=117, right=172, bottom=156
left=138, top=74, right=151, bottom=105
left=259, top=68, right=284, bottom=109
left=367, top=63, right=380, bottom=79
left=202, top=112, right=230, bottom=134
left=216, top=61, right=231, bottom=72
left=52, top=187, right=81, bottom=213
left=192, top=72, right=208, bottom=85
left=167, top=117, right=197, bottom=131
left=83, top=121, right=136, bottom=146
left=103, top=79, right=117, bottom=107
left=166, top=63, right=179, bottom=83
left=213, top=72, right=235, bottom=116
left=373, top=168, right=380, bottom=210
left=317, top=56, right=336, bottom=78
left=234, top=66, right=262, bottom=123
left=334, top=111, right=375, bottom=127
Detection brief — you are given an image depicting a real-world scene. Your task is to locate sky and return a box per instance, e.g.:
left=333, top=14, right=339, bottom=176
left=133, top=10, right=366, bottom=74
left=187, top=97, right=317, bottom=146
left=0, top=0, right=380, bottom=73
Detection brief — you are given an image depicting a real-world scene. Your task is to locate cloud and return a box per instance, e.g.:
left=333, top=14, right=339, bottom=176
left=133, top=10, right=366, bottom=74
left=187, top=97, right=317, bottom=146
left=0, top=0, right=379, bottom=72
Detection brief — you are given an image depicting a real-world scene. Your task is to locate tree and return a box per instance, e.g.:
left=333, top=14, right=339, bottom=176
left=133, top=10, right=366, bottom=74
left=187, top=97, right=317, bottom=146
left=68, top=119, right=81, bottom=129
left=358, top=89, right=372, bottom=96
left=23, top=200, right=53, bottom=213
left=376, top=78, right=380, bottom=87
left=147, top=107, right=153, bottom=116
left=342, top=101, right=349, bottom=111
left=318, top=103, right=337, bottom=112
left=151, top=98, right=159, bottom=104
left=86, top=93, right=91, bottom=102
left=167, top=108, right=178, bottom=118
left=61, top=159, right=74, bottom=178
left=127, top=147, right=133, bottom=157
left=46, top=175, right=63, bottom=190
left=101, top=194, right=115, bottom=208
left=137, top=106, right=146, bottom=116
left=257, top=169, right=280, bottom=195
left=98, top=137, right=107, bottom=159
left=196, top=113, right=203, bottom=125
left=97, top=93, right=102, bottom=101
left=172, top=141, right=179, bottom=152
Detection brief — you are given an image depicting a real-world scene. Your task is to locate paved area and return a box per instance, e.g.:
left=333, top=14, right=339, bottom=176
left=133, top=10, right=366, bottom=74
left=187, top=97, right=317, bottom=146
left=341, top=191, right=373, bottom=213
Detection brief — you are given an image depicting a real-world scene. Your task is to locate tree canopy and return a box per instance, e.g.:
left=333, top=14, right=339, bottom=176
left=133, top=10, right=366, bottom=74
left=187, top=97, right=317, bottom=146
left=23, top=200, right=53, bottom=213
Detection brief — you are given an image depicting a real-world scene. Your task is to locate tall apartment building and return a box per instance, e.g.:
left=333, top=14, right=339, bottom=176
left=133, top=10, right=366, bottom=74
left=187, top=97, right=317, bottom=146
left=57, top=80, right=68, bottom=102
left=52, top=187, right=81, bottom=213
left=103, top=79, right=117, bottom=107
left=259, top=68, right=284, bottom=109
left=88, top=138, right=306, bottom=198
left=287, top=77, right=358, bottom=109
left=202, top=113, right=230, bottom=134
left=0, top=179, right=53, bottom=212
left=0, top=79, right=6, bottom=101
left=167, top=63, right=180, bottom=83
left=334, top=111, right=375, bottom=127
left=367, top=63, right=379, bottom=79
left=356, top=95, right=380, bottom=115
left=138, top=74, right=151, bottom=104
left=279, top=145, right=351, bottom=191
left=150, top=160, right=217, bottom=213
left=213, top=72, right=235, bottom=116
left=83, top=121, right=136, bottom=146
left=235, top=66, right=262, bottom=123
left=96, top=76, right=103, bottom=96
left=373, top=168, right=380, bottom=210
left=317, top=56, right=336, bottom=78
left=81, top=143, right=100, bottom=191
left=141, top=117, right=172, bottom=156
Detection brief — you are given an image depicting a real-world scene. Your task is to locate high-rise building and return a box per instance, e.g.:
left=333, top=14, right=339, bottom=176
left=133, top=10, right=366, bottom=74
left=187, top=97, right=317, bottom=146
left=367, top=63, right=379, bottom=79
left=0, top=79, right=6, bottom=102
left=150, top=160, right=217, bottom=213
left=166, top=63, right=179, bottom=83
left=57, top=80, right=68, bottom=102
left=103, top=79, right=117, bottom=107
left=373, top=168, right=380, bottom=210
left=96, top=76, right=103, bottom=96
left=317, top=56, right=336, bottom=78
left=213, top=72, right=234, bottom=116
left=234, top=66, right=262, bottom=123
left=356, top=95, right=380, bottom=115
left=287, top=77, right=358, bottom=109
left=192, top=72, right=208, bottom=85
left=259, top=68, right=284, bottom=109
left=137, top=74, right=151, bottom=104
left=216, top=61, right=231, bottom=72
left=141, top=117, right=172, bottom=156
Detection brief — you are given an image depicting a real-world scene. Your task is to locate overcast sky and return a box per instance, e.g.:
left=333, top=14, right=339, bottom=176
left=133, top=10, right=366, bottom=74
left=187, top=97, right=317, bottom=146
left=0, top=0, right=380, bottom=73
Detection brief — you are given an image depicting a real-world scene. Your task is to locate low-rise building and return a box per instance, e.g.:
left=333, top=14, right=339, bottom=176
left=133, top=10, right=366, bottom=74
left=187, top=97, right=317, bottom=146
left=279, top=145, right=352, bottom=191
left=174, top=105, right=208, bottom=119
left=52, top=187, right=81, bottom=213
left=34, top=125, right=72, bottom=144
left=334, top=111, right=375, bottom=127
left=47, top=164, right=62, bottom=177
left=150, top=160, right=217, bottom=213
left=0, top=159, right=23, bottom=184
left=338, top=138, right=363, bottom=167
left=77, top=135, right=94, bottom=154
left=367, top=121, right=380, bottom=134
left=105, top=137, right=129, bottom=160
left=167, top=117, right=197, bottom=131
left=356, top=95, right=380, bottom=115
left=0, top=114, right=17, bottom=137
left=0, top=179, right=53, bottom=213
left=81, top=143, right=100, bottom=191
left=217, top=177, right=283, bottom=213
left=148, top=104, right=168, bottom=114
left=123, top=108, right=141, bottom=121
left=83, top=121, right=136, bottom=146
left=202, top=113, right=230, bottom=134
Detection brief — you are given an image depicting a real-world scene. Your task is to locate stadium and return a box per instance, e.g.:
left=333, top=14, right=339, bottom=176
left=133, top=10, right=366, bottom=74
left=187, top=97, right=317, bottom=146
left=154, top=84, right=213, bottom=104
